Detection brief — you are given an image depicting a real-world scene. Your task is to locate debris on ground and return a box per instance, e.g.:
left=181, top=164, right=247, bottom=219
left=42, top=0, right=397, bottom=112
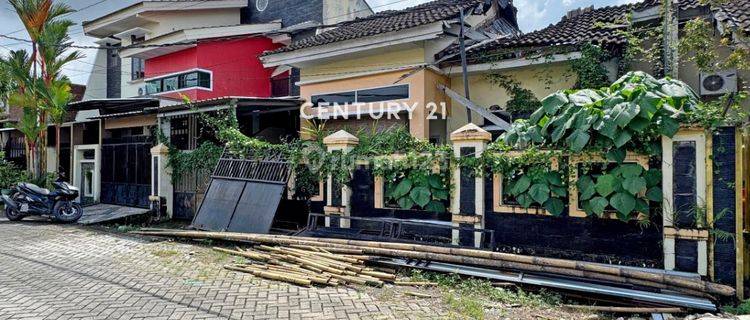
left=133, top=229, right=735, bottom=314
left=215, top=245, right=395, bottom=287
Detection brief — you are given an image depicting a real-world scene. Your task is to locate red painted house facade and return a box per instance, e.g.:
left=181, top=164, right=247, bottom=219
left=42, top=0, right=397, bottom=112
left=143, top=37, right=284, bottom=101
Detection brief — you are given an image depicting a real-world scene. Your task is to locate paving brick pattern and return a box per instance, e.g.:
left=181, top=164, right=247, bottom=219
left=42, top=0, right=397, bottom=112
left=0, top=221, right=445, bottom=320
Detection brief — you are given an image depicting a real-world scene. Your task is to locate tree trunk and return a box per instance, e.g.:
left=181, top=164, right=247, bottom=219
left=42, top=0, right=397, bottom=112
left=55, top=125, right=60, bottom=175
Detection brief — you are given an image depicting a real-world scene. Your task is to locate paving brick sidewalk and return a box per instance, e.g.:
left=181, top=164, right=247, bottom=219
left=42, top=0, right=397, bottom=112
left=0, top=222, right=445, bottom=320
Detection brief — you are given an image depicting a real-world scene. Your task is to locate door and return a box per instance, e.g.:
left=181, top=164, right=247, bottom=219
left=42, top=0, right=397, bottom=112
left=101, top=136, right=152, bottom=208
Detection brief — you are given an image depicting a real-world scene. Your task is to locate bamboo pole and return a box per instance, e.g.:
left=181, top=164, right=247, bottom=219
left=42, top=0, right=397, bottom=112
left=224, top=265, right=312, bottom=286
left=135, top=230, right=735, bottom=296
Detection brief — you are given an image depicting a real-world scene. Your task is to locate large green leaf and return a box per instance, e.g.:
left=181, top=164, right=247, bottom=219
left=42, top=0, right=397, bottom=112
left=643, top=169, right=662, bottom=187
left=529, top=183, right=550, bottom=204
left=610, top=192, right=636, bottom=215
left=613, top=130, right=632, bottom=148
left=542, top=92, right=568, bottom=114
left=392, top=179, right=412, bottom=199
left=628, top=117, right=650, bottom=131
left=620, top=164, right=644, bottom=178
left=596, top=117, right=618, bottom=139
left=567, top=130, right=591, bottom=152
left=589, top=196, right=609, bottom=217
left=397, top=196, right=415, bottom=210
left=551, top=185, right=567, bottom=197
left=659, top=116, right=680, bottom=137
left=424, top=201, right=446, bottom=213
left=517, top=193, right=533, bottom=208
left=646, top=187, right=663, bottom=202
left=637, top=91, right=661, bottom=119
left=606, top=148, right=626, bottom=163
left=613, top=102, right=640, bottom=128
left=577, top=175, right=596, bottom=200
left=595, top=174, right=618, bottom=197
left=512, top=175, right=532, bottom=196
left=545, top=198, right=565, bottom=216
left=410, top=186, right=432, bottom=208
left=545, top=172, right=563, bottom=186
left=529, top=107, right=546, bottom=124
left=427, top=175, right=443, bottom=189
left=635, top=198, right=649, bottom=215
left=432, top=189, right=449, bottom=201
left=622, top=177, right=647, bottom=195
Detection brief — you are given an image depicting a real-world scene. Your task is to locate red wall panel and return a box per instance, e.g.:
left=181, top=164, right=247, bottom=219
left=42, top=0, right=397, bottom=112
left=143, top=36, right=282, bottom=101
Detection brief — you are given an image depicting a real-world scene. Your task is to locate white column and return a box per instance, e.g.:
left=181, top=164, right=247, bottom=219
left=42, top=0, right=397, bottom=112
left=151, top=143, right=173, bottom=219
left=450, top=123, right=491, bottom=248
left=322, top=130, right=359, bottom=228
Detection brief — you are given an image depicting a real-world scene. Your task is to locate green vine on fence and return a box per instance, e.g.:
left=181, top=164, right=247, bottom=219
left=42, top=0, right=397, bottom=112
left=500, top=71, right=700, bottom=221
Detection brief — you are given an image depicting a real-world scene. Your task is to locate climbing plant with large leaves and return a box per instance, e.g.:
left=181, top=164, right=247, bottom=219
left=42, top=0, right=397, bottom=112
left=484, top=145, right=567, bottom=216
left=503, top=71, right=700, bottom=221
left=374, top=152, right=451, bottom=213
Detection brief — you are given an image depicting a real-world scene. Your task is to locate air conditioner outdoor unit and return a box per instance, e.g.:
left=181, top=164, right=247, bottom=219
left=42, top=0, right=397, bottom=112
left=699, top=70, right=738, bottom=96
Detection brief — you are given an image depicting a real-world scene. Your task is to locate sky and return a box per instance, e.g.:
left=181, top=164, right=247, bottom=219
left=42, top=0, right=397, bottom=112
left=0, top=0, right=639, bottom=86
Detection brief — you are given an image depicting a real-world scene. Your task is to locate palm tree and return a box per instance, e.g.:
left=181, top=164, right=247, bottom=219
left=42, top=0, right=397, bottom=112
left=5, top=0, right=78, bottom=179
left=38, top=19, right=83, bottom=164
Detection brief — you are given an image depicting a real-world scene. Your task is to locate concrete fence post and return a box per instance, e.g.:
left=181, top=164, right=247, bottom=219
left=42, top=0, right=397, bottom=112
left=450, top=123, right=491, bottom=248
left=323, top=130, right=359, bottom=228
left=151, top=143, right=173, bottom=219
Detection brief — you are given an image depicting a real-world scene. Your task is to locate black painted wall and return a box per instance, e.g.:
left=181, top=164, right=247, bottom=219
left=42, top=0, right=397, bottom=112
left=243, top=0, right=324, bottom=27
left=712, top=127, right=737, bottom=285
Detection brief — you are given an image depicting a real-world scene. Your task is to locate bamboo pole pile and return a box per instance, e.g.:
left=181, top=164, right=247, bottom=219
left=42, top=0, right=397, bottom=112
left=214, top=245, right=396, bottom=288
left=133, top=229, right=736, bottom=298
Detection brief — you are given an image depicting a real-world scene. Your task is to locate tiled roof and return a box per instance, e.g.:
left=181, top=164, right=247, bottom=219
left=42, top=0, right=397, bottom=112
left=470, top=3, right=637, bottom=54
left=714, top=0, right=750, bottom=34
left=262, top=0, right=487, bottom=56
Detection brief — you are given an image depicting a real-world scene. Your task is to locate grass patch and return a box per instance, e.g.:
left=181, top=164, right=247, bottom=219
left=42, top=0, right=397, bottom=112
left=407, top=270, right=561, bottom=319
left=724, top=300, right=750, bottom=315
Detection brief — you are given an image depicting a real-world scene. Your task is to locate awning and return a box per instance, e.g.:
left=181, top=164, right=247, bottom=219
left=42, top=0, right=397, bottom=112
left=154, top=96, right=303, bottom=117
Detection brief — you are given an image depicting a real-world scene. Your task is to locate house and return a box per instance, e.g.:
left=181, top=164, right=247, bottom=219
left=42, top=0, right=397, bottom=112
left=63, top=0, right=372, bottom=213
left=261, top=0, right=521, bottom=143
left=437, top=0, right=749, bottom=133
left=262, top=0, right=750, bottom=296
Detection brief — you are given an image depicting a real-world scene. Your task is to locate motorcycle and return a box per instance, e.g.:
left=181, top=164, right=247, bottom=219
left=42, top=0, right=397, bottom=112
left=2, top=180, right=83, bottom=223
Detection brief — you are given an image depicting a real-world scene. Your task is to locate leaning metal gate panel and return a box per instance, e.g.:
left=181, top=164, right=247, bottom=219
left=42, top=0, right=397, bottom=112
left=192, top=149, right=291, bottom=233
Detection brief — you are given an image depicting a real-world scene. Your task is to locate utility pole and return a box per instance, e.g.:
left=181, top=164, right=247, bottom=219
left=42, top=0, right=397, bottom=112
left=459, top=7, right=472, bottom=123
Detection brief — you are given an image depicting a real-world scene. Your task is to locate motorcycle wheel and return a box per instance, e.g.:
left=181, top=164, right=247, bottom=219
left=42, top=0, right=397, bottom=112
left=53, top=201, right=83, bottom=223
left=4, top=205, right=23, bottom=221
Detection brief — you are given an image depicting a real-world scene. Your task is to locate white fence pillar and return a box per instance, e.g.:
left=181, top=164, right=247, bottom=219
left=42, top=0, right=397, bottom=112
left=450, top=123, right=491, bottom=248
left=323, top=130, right=359, bottom=228
left=151, top=143, right=173, bottom=219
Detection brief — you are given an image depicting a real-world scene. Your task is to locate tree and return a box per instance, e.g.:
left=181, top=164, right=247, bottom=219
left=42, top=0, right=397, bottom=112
left=3, top=0, right=79, bottom=179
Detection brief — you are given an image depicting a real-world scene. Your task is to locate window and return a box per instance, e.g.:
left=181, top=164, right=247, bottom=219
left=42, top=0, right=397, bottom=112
left=145, top=70, right=211, bottom=94
left=357, top=85, right=409, bottom=103
left=310, top=84, right=409, bottom=107
left=131, top=58, right=145, bottom=81
left=311, top=91, right=355, bottom=106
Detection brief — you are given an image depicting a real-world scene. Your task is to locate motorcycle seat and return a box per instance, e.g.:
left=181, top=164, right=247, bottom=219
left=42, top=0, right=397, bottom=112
left=19, top=183, right=50, bottom=195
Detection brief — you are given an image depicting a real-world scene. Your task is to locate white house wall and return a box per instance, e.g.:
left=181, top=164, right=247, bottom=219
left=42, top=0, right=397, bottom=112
left=83, top=49, right=109, bottom=100
left=322, top=0, right=372, bottom=25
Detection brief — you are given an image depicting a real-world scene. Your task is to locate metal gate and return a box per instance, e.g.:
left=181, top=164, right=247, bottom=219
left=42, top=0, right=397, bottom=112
left=100, top=136, right=153, bottom=208
left=192, top=149, right=291, bottom=233
left=173, top=169, right=212, bottom=220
